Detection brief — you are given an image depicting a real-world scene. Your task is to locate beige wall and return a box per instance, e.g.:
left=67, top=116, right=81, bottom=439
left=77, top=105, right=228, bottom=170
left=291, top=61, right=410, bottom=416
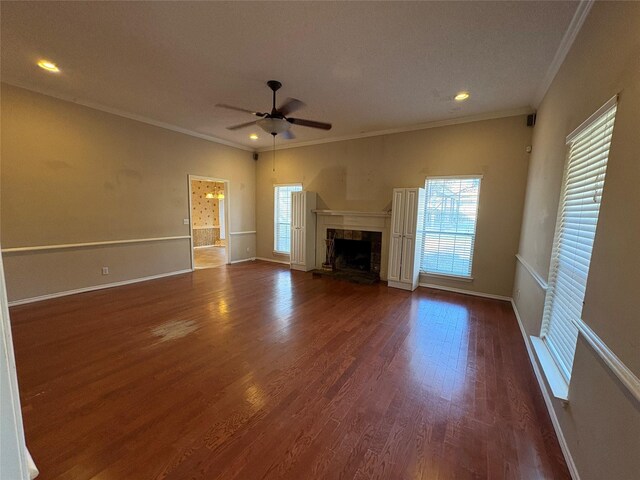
left=1, top=84, right=256, bottom=302
left=257, top=115, right=532, bottom=297
left=513, top=3, right=640, bottom=479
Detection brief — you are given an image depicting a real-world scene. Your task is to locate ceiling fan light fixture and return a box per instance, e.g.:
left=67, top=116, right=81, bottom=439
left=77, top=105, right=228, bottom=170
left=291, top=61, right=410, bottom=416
left=257, top=117, right=291, bottom=135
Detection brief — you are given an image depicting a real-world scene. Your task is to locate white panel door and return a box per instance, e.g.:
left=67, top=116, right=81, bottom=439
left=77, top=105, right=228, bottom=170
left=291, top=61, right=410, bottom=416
left=391, top=189, right=405, bottom=236
left=388, top=234, right=403, bottom=281
left=297, top=192, right=306, bottom=229
left=294, top=227, right=305, bottom=266
left=291, top=191, right=300, bottom=229
left=403, top=189, right=418, bottom=238
left=291, top=227, right=299, bottom=265
left=400, top=236, right=415, bottom=283
left=388, top=189, right=405, bottom=282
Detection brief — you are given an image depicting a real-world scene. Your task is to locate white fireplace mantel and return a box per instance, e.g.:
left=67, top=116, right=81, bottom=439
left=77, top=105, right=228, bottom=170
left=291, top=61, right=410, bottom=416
left=314, top=210, right=392, bottom=281
left=313, top=209, right=391, bottom=218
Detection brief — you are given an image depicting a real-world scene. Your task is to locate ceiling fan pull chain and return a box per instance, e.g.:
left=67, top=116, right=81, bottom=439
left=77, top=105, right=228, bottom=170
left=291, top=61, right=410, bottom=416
left=273, top=135, right=276, bottom=172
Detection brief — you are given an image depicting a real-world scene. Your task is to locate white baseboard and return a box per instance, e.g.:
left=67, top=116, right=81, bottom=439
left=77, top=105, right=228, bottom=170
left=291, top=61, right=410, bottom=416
left=8, top=269, right=193, bottom=307
left=254, top=257, right=290, bottom=266
left=388, top=280, right=414, bottom=291
left=229, top=257, right=256, bottom=264
left=418, top=282, right=511, bottom=301
left=510, top=299, right=580, bottom=480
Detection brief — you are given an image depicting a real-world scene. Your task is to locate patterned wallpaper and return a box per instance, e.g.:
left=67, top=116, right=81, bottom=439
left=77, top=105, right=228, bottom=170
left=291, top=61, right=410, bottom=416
left=191, top=180, right=223, bottom=227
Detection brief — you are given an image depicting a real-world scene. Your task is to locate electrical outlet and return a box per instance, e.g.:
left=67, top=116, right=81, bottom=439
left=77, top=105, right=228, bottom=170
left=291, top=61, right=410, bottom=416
left=515, top=288, right=520, bottom=300
left=183, top=218, right=190, bottom=225
left=102, top=267, right=109, bottom=275
left=246, top=247, right=250, bottom=253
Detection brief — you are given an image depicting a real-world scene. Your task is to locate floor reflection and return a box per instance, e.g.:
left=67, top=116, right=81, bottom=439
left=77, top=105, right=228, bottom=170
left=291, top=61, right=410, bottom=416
left=270, top=270, right=294, bottom=329
left=407, top=296, right=471, bottom=402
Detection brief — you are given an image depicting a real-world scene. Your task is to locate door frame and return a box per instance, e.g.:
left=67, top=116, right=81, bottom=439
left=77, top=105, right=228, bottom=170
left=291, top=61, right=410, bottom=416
left=187, top=175, right=232, bottom=270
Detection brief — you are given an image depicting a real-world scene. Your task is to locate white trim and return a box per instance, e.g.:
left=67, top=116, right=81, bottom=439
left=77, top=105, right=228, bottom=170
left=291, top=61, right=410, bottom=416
left=566, top=95, right=618, bottom=143
left=420, top=272, right=473, bottom=283
left=229, top=231, right=257, bottom=235
left=418, top=283, right=511, bottom=302
left=188, top=175, right=232, bottom=267
left=1, top=236, right=191, bottom=254
left=229, top=257, right=256, bottom=264
left=531, top=336, right=569, bottom=401
left=3, top=81, right=254, bottom=152
left=515, top=254, right=548, bottom=290
left=510, top=300, right=581, bottom=480
left=533, top=0, right=595, bottom=107
left=273, top=184, right=303, bottom=255
left=257, top=107, right=532, bottom=152
left=7, top=269, right=192, bottom=307
left=574, top=318, right=640, bottom=403
left=255, top=256, right=290, bottom=266
left=0, top=254, right=30, bottom=479
left=313, top=210, right=391, bottom=218
left=388, top=280, right=414, bottom=291
left=421, top=175, right=482, bottom=280
left=27, top=449, right=38, bottom=479
left=425, top=174, right=484, bottom=180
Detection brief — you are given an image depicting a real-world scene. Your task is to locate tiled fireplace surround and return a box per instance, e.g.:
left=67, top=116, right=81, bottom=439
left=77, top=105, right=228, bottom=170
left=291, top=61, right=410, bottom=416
left=314, top=210, right=392, bottom=281
left=327, top=228, right=383, bottom=275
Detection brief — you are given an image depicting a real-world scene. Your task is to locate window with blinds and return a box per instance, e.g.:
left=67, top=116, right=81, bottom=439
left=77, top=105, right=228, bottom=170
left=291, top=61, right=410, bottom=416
left=419, top=176, right=481, bottom=277
left=274, top=184, right=302, bottom=254
left=542, top=98, right=617, bottom=382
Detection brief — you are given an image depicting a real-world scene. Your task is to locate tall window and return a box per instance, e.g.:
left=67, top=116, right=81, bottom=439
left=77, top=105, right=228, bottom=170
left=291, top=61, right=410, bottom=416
left=274, top=184, right=302, bottom=254
left=419, top=176, right=481, bottom=278
left=542, top=98, right=617, bottom=382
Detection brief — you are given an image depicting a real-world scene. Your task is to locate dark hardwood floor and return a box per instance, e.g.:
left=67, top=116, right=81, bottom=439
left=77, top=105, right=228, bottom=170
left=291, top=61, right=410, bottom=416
left=10, top=261, right=569, bottom=479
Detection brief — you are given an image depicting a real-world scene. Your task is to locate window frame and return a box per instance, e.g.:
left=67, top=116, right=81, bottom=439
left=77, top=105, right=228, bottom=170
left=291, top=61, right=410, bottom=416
left=534, top=95, right=618, bottom=400
left=273, top=183, right=302, bottom=255
left=419, top=175, right=483, bottom=280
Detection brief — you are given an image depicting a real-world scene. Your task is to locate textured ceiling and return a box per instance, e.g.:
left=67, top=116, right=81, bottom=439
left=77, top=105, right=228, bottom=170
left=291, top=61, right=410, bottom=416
left=1, top=1, right=579, bottom=149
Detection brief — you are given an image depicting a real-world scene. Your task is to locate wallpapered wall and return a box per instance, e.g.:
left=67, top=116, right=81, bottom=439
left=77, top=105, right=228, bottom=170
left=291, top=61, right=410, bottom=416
left=191, top=180, right=223, bottom=227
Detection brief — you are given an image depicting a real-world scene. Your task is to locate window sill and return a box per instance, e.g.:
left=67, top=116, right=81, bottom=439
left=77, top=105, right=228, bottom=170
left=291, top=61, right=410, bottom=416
left=530, top=336, right=569, bottom=401
left=421, top=272, right=473, bottom=282
left=272, top=251, right=291, bottom=257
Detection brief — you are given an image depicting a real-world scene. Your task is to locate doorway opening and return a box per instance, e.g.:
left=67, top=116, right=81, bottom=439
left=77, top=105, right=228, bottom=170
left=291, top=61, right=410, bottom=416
left=188, top=176, right=230, bottom=269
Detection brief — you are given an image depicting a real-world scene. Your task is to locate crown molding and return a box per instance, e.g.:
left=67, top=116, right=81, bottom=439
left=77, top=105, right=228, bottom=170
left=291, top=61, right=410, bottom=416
left=4, top=81, right=532, bottom=155
left=256, top=106, right=532, bottom=152
left=1, top=81, right=255, bottom=152
left=533, top=0, right=595, bottom=107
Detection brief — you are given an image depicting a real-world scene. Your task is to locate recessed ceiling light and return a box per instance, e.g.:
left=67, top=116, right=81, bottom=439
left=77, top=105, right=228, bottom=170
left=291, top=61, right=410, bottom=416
left=454, top=92, right=470, bottom=101
left=37, top=60, right=60, bottom=73
left=249, top=134, right=259, bottom=140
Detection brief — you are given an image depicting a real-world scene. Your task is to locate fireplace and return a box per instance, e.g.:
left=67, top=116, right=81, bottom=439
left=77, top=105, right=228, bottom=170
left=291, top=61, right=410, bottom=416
left=334, top=238, right=372, bottom=272
left=320, top=228, right=382, bottom=282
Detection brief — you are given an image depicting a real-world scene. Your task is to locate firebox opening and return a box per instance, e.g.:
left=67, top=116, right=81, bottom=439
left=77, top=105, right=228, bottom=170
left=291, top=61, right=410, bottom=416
left=334, top=239, right=372, bottom=272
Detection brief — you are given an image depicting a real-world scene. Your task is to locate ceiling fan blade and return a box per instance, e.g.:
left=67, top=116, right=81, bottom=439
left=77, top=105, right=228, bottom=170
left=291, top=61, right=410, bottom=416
left=278, top=98, right=305, bottom=117
left=226, top=120, right=258, bottom=131
left=216, top=104, right=265, bottom=116
left=287, top=118, right=332, bottom=130
left=280, top=130, right=295, bottom=140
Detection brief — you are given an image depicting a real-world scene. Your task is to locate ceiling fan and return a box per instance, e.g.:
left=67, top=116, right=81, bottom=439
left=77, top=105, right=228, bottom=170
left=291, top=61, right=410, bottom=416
left=216, top=80, right=332, bottom=139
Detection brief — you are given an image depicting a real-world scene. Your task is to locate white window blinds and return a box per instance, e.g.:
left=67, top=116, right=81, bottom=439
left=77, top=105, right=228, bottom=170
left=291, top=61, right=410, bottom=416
left=274, top=184, right=302, bottom=254
left=419, top=176, right=481, bottom=277
left=542, top=98, right=617, bottom=382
